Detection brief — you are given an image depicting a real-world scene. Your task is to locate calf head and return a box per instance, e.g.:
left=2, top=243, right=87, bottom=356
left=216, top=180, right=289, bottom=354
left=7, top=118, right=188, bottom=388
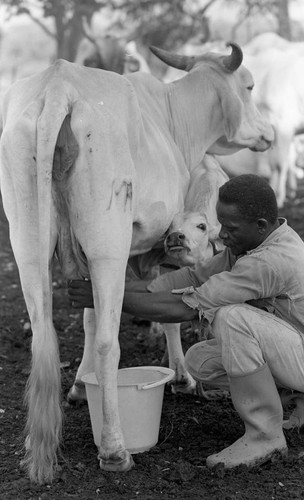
left=164, top=211, right=220, bottom=267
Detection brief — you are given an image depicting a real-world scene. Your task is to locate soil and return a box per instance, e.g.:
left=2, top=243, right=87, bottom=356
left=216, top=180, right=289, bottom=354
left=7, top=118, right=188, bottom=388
left=1, top=186, right=304, bottom=500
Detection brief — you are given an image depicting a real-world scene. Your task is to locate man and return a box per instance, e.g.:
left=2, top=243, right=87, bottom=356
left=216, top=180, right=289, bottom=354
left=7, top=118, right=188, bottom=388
left=68, top=174, right=304, bottom=470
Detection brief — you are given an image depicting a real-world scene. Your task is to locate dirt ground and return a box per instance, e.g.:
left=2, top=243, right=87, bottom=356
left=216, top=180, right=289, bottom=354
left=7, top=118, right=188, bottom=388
left=1, top=185, right=304, bottom=500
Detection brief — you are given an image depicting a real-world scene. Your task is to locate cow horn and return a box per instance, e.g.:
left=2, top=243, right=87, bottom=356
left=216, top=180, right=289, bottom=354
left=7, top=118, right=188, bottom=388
left=149, top=46, right=195, bottom=71
left=221, top=43, right=243, bottom=72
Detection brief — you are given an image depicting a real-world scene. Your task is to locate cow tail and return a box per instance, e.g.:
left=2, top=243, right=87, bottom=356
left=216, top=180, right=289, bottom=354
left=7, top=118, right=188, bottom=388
left=22, top=100, right=70, bottom=484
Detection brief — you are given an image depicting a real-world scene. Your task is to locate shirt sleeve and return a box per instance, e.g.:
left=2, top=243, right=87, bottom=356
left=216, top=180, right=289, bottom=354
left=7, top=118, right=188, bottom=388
left=147, top=248, right=234, bottom=293
left=147, top=266, right=200, bottom=292
left=181, top=253, right=284, bottom=324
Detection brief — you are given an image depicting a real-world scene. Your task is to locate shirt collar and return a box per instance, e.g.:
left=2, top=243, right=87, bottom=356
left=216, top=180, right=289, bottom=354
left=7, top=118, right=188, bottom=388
left=245, top=217, right=287, bottom=256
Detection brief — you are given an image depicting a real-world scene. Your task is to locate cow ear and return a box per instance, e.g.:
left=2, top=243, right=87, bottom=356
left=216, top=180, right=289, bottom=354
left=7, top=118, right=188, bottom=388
left=220, top=92, right=242, bottom=141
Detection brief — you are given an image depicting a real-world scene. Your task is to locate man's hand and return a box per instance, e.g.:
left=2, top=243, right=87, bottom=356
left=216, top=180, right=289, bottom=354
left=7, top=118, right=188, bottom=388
left=68, top=280, right=94, bottom=309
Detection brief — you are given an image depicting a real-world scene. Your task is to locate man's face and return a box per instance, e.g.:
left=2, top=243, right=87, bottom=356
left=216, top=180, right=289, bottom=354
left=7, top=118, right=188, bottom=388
left=216, top=201, right=263, bottom=256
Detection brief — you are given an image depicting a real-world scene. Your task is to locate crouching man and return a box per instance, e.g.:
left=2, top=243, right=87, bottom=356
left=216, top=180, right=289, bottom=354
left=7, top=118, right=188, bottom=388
left=68, top=174, right=304, bottom=470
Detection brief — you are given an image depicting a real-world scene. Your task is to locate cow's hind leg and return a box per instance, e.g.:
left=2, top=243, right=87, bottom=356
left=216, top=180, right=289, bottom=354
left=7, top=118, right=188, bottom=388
left=87, top=259, right=134, bottom=472
left=9, top=231, right=60, bottom=483
left=66, top=99, right=135, bottom=471
left=1, top=126, right=61, bottom=483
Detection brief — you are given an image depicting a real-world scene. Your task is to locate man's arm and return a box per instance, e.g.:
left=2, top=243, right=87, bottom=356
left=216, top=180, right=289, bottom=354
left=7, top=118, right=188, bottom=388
left=123, top=290, right=198, bottom=323
left=68, top=279, right=198, bottom=323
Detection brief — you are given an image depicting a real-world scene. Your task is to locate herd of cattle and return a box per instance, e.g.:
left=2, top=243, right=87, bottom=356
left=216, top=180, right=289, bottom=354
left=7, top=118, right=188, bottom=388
left=0, top=31, right=302, bottom=484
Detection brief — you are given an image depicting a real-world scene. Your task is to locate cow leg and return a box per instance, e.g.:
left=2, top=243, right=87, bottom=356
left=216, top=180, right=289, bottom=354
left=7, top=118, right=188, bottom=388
left=18, top=265, right=61, bottom=483
left=85, top=259, right=133, bottom=472
left=0, top=134, right=62, bottom=483
left=67, top=308, right=96, bottom=405
left=163, top=323, right=197, bottom=394
left=286, top=142, right=298, bottom=201
left=271, top=133, right=293, bottom=208
left=70, top=228, right=133, bottom=471
left=148, top=321, right=166, bottom=349
left=6, top=226, right=60, bottom=483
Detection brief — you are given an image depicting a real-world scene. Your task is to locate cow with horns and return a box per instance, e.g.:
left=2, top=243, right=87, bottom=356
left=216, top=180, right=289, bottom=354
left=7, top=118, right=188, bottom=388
left=0, top=43, right=273, bottom=483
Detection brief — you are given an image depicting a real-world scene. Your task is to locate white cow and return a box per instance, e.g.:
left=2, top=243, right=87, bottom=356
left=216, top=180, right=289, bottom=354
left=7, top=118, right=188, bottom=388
left=243, top=32, right=291, bottom=55
left=243, top=31, right=304, bottom=57
left=0, top=43, right=273, bottom=484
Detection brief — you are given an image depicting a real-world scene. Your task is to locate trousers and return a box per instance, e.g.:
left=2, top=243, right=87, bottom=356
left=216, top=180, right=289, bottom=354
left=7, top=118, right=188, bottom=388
left=184, top=304, right=304, bottom=391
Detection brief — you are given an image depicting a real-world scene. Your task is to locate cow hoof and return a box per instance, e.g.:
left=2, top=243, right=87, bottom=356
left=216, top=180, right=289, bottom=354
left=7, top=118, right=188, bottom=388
left=281, top=393, right=304, bottom=429
left=98, top=450, right=134, bottom=472
left=66, top=380, right=87, bottom=406
left=196, top=383, right=230, bottom=400
left=171, top=378, right=197, bottom=395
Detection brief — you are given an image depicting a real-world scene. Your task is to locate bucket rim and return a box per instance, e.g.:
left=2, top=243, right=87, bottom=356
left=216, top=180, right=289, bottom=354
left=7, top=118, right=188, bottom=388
left=81, top=366, right=175, bottom=390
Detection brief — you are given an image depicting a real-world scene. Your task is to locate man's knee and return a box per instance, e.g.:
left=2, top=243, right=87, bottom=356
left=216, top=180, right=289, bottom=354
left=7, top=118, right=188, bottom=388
left=185, top=339, right=228, bottom=389
left=212, top=304, right=247, bottom=343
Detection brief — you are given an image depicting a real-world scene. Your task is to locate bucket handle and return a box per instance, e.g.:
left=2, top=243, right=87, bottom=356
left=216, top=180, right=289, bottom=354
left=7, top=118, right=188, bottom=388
left=138, top=371, right=175, bottom=390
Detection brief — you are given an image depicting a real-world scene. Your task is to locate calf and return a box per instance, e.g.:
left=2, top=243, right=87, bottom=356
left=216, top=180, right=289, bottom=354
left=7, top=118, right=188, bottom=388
left=144, top=156, right=228, bottom=393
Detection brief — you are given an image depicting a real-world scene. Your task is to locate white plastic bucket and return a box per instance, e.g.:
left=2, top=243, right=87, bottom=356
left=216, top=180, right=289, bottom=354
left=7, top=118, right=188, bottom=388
left=81, top=366, right=175, bottom=453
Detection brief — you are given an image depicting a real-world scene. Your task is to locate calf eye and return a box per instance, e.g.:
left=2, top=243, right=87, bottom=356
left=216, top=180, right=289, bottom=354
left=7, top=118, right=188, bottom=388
left=197, top=223, right=206, bottom=231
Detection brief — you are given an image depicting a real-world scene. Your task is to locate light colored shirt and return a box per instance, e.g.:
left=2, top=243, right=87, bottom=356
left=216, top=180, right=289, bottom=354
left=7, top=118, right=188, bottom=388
left=148, top=218, right=304, bottom=333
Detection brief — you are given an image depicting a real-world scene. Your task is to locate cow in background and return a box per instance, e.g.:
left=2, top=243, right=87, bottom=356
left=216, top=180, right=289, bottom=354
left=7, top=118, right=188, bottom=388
left=75, top=34, right=126, bottom=73
left=0, top=43, right=273, bottom=483
left=243, top=31, right=304, bottom=56
left=75, top=35, right=151, bottom=75
left=243, top=32, right=291, bottom=54
left=124, top=41, right=151, bottom=74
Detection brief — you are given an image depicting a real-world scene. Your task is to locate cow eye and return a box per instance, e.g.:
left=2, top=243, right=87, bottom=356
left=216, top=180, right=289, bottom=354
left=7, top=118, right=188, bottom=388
left=197, top=223, right=206, bottom=231
left=247, top=84, right=254, bottom=91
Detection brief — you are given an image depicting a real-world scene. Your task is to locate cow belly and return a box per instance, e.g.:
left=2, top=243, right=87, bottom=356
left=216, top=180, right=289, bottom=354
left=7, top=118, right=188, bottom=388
left=130, top=202, right=173, bottom=255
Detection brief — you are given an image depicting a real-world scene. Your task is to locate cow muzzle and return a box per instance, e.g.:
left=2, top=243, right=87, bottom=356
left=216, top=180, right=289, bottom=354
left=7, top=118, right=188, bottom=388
left=165, top=232, right=190, bottom=254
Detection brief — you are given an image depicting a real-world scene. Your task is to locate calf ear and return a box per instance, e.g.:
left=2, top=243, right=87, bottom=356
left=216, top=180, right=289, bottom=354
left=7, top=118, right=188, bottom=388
left=208, top=224, right=221, bottom=242
left=220, top=91, right=242, bottom=142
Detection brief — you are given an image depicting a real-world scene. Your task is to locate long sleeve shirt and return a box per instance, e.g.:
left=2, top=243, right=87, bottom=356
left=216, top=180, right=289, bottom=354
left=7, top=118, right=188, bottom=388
left=147, top=218, right=304, bottom=334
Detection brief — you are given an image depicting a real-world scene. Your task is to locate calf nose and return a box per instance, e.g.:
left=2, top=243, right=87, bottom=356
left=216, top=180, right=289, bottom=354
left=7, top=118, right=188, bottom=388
left=166, top=231, right=185, bottom=247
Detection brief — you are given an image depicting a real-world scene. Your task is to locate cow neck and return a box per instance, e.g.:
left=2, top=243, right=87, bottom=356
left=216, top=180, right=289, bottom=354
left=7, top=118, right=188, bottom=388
left=165, top=76, right=222, bottom=171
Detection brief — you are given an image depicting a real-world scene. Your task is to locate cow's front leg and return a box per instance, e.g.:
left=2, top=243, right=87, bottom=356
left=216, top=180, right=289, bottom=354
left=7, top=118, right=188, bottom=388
left=163, top=323, right=197, bottom=394
left=67, top=308, right=96, bottom=405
